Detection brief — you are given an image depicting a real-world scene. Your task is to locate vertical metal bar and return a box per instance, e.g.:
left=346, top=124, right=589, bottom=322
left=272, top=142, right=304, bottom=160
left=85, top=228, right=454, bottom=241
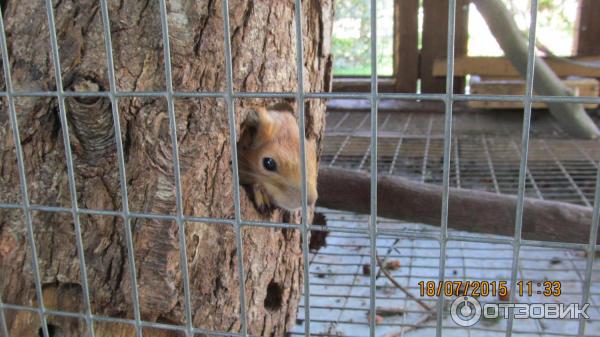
left=313, top=244, right=363, bottom=328
left=379, top=113, right=392, bottom=130
left=0, top=9, right=51, bottom=337
left=571, top=141, right=599, bottom=169
left=420, top=114, right=434, bottom=183
left=98, top=1, right=143, bottom=336
left=459, top=241, right=472, bottom=337
left=329, top=114, right=369, bottom=167
left=387, top=113, right=413, bottom=175
left=358, top=140, right=372, bottom=172
left=398, top=239, right=414, bottom=337
left=358, top=114, right=390, bottom=171
left=220, top=1, right=249, bottom=336
left=0, top=302, right=8, bottom=337
left=510, top=140, right=543, bottom=198
left=541, top=140, right=590, bottom=206
left=292, top=1, right=312, bottom=337
left=435, top=0, right=456, bottom=335
left=332, top=111, right=350, bottom=131
left=506, top=1, right=538, bottom=336
left=436, top=0, right=456, bottom=337
left=453, top=138, right=461, bottom=188
left=157, top=1, right=194, bottom=335
left=482, top=136, right=501, bottom=194
left=516, top=261, right=546, bottom=334
left=368, top=0, right=378, bottom=336
left=0, top=8, right=13, bottom=336
left=42, top=1, right=96, bottom=336
left=577, top=163, right=600, bottom=336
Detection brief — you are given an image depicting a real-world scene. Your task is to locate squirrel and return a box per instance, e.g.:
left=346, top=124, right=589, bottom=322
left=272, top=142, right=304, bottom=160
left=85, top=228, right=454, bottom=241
left=237, top=103, right=318, bottom=213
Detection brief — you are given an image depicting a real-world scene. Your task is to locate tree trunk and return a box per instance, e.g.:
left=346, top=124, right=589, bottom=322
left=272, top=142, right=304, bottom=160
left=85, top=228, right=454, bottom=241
left=0, top=1, right=333, bottom=336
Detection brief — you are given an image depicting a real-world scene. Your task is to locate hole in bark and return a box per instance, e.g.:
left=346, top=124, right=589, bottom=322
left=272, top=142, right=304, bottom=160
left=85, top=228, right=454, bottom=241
left=38, top=324, right=62, bottom=337
left=309, top=212, right=328, bottom=252
left=264, top=281, right=283, bottom=311
left=69, top=77, right=104, bottom=105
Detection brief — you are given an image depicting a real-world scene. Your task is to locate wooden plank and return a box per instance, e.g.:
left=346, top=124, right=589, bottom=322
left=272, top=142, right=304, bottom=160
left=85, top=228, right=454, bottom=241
left=575, top=0, right=600, bottom=56
left=392, top=0, right=419, bottom=92
left=454, top=0, right=469, bottom=90
left=420, top=0, right=468, bottom=93
left=433, top=56, right=600, bottom=77
left=332, top=77, right=396, bottom=92
left=468, top=78, right=599, bottom=109
left=421, top=0, right=447, bottom=93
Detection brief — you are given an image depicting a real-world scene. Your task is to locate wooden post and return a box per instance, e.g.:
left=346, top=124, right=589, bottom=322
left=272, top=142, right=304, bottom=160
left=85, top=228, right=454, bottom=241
left=420, top=0, right=468, bottom=93
left=393, top=0, right=419, bottom=93
left=575, top=0, right=600, bottom=56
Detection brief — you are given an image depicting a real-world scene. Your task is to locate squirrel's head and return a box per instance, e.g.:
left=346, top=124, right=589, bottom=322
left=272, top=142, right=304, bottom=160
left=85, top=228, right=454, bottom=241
left=238, top=103, right=318, bottom=211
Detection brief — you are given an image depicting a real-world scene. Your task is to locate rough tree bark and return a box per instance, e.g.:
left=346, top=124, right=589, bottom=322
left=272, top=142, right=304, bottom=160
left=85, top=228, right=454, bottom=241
left=0, top=1, right=333, bottom=336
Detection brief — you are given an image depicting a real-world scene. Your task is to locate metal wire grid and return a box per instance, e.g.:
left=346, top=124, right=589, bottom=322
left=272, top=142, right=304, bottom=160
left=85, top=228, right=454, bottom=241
left=323, top=111, right=600, bottom=206
left=290, top=218, right=600, bottom=337
left=295, top=108, right=600, bottom=336
left=0, top=1, right=597, bottom=337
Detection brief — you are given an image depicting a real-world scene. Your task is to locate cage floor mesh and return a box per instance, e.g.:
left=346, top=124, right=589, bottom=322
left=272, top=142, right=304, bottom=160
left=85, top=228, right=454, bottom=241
left=291, top=109, right=600, bottom=337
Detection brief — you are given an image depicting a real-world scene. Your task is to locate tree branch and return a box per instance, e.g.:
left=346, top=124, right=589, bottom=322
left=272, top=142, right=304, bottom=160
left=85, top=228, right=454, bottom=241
left=472, top=0, right=599, bottom=139
left=317, top=167, right=597, bottom=244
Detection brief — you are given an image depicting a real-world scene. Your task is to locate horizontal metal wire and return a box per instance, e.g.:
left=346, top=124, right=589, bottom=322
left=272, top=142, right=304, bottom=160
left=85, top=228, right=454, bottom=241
left=0, top=303, right=248, bottom=337
left=2, top=201, right=598, bottom=252
left=2, top=90, right=600, bottom=104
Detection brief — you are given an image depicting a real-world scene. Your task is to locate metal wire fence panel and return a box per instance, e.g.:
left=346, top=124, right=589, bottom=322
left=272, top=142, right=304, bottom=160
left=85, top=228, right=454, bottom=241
left=0, top=0, right=599, bottom=337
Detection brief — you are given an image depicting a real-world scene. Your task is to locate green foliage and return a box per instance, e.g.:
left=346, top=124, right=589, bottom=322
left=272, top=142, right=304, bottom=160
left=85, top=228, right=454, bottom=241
left=332, top=0, right=577, bottom=75
left=504, top=0, right=577, bottom=55
left=331, top=0, right=394, bottom=76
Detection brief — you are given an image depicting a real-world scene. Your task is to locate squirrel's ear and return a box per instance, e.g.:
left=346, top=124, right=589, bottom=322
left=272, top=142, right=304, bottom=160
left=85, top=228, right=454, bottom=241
left=242, top=107, right=274, bottom=148
left=244, top=107, right=271, bottom=128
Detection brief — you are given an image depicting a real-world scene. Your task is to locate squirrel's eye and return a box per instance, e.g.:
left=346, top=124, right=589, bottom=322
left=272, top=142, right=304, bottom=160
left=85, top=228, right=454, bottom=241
left=262, top=157, right=277, bottom=172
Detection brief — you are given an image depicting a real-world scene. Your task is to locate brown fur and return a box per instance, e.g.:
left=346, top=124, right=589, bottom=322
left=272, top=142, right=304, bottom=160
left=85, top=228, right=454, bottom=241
left=238, top=104, right=318, bottom=211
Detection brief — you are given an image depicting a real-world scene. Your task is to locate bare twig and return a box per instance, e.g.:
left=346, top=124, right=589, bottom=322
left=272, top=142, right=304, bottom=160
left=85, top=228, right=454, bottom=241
left=375, top=250, right=437, bottom=336
left=375, top=253, right=432, bottom=312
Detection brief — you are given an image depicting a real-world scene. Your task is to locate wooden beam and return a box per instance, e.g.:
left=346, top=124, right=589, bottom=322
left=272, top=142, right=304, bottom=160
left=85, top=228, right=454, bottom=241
left=332, top=77, right=396, bottom=92
left=433, top=56, right=600, bottom=78
left=575, top=0, right=600, bottom=56
left=393, top=0, right=419, bottom=93
left=468, top=78, right=599, bottom=109
left=421, top=0, right=447, bottom=93
left=420, top=0, right=468, bottom=93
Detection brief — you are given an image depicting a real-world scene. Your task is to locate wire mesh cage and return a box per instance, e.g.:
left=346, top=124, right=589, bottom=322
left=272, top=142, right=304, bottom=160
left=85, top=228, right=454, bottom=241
left=0, top=0, right=599, bottom=337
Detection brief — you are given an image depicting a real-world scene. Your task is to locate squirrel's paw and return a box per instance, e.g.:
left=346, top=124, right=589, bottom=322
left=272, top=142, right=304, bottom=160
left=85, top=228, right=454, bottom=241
left=252, top=185, right=273, bottom=215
